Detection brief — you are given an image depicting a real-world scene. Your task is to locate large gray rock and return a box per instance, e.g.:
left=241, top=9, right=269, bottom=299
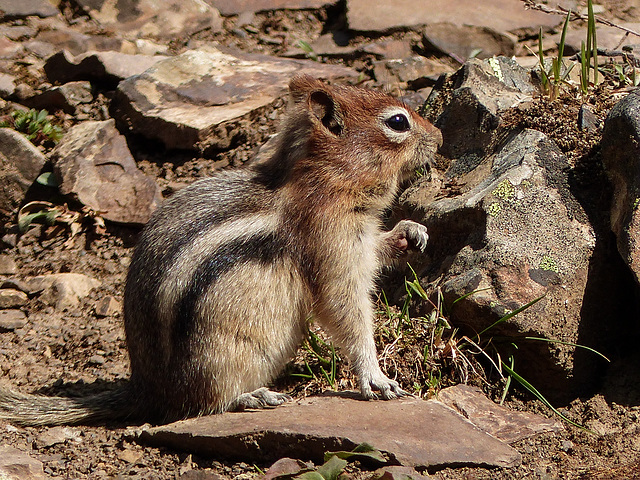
left=346, top=0, right=563, bottom=33
left=602, top=88, right=640, bottom=286
left=430, top=57, right=535, bottom=161
left=74, top=0, right=222, bottom=40
left=401, top=128, right=599, bottom=400
left=112, top=46, right=358, bottom=152
left=140, top=394, right=521, bottom=469
left=0, top=128, right=47, bottom=225
left=44, top=50, right=169, bottom=86
left=50, top=119, right=162, bottom=225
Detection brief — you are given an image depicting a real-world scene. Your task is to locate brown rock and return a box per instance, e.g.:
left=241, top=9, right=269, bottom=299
left=24, top=81, right=93, bottom=114
left=140, top=394, right=521, bottom=469
left=74, top=0, right=223, bottom=40
left=112, top=46, right=358, bottom=152
left=0, top=128, right=48, bottom=224
left=0, top=445, right=45, bottom=480
left=0, top=72, right=16, bottom=97
left=263, top=458, right=312, bottom=479
left=45, top=50, right=169, bottom=86
left=50, top=119, right=162, bottom=225
left=373, top=56, right=454, bottom=90
left=0, top=288, right=28, bottom=308
left=0, top=0, right=58, bottom=21
left=422, top=23, right=517, bottom=62
left=346, top=0, right=564, bottom=33
left=95, top=296, right=121, bottom=317
left=437, top=384, right=563, bottom=443
left=26, top=273, right=101, bottom=310
left=0, top=309, right=27, bottom=332
left=0, top=254, right=17, bottom=274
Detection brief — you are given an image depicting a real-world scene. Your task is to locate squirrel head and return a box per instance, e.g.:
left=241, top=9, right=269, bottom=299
left=259, top=75, right=442, bottom=208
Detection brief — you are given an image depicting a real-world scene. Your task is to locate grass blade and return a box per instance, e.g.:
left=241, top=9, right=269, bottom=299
left=476, top=296, right=544, bottom=339
left=523, top=337, right=610, bottom=362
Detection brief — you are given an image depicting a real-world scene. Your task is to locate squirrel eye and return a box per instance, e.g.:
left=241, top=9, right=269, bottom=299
left=385, top=113, right=410, bottom=132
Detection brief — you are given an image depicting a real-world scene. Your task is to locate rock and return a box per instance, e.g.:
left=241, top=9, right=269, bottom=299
left=112, top=46, right=358, bottom=152
left=23, top=81, right=93, bottom=114
left=210, top=0, right=332, bottom=16
left=422, top=23, right=517, bottom=62
left=0, top=128, right=47, bottom=224
left=0, top=0, right=58, bottom=21
left=373, top=56, right=454, bottom=91
left=0, top=309, right=27, bottom=332
left=602, top=88, right=640, bottom=286
left=95, top=296, right=121, bottom=317
left=44, top=50, right=169, bottom=86
left=0, top=254, right=17, bottom=274
left=0, top=72, right=16, bottom=98
left=26, top=273, right=101, bottom=310
left=32, top=28, right=124, bottom=57
left=346, top=0, right=563, bottom=33
left=140, top=394, right=521, bottom=469
left=401, top=128, right=599, bottom=401
left=117, top=448, right=143, bottom=464
left=263, top=458, right=313, bottom=479
left=437, top=384, right=562, bottom=443
left=74, top=0, right=223, bottom=40
left=36, top=426, right=81, bottom=449
left=50, top=119, right=162, bottom=225
left=0, top=445, right=45, bottom=480
left=430, top=57, right=535, bottom=160
left=0, top=288, right=28, bottom=308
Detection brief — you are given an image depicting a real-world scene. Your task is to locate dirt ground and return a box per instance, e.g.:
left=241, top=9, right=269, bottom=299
left=2, top=2, right=640, bottom=479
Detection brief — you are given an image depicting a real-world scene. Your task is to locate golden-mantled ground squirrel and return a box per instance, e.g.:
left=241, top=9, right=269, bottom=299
left=0, top=75, right=442, bottom=425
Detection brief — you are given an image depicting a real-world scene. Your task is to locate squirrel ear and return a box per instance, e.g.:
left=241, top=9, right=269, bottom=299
left=308, top=90, right=343, bottom=136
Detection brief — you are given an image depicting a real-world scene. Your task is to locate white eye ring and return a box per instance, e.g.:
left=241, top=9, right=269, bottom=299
left=380, top=107, right=413, bottom=143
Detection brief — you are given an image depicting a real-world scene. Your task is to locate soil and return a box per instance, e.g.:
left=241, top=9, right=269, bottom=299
left=1, top=1, right=640, bottom=479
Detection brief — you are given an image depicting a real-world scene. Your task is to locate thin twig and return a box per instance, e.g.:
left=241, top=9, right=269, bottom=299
left=521, top=0, right=640, bottom=38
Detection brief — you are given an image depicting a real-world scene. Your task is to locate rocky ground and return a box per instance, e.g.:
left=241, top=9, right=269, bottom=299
left=2, top=0, right=640, bottom=479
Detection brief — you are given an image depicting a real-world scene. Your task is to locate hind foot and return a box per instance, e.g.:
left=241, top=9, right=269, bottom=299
left=231, top=387, right=292, bottom=411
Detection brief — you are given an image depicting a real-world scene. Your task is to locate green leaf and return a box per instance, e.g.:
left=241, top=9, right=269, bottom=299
left=314, top=455, right=348, bottom=480
left=36, top=172, right=59, bottom=187
left=325, top=443, right=387, bottom=465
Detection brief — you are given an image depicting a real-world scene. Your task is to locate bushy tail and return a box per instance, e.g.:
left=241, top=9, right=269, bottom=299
left=0, top=384, right=138, bottom=426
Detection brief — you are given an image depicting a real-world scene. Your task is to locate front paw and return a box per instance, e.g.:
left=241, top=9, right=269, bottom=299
left=360, top=371, right=408, bottom=400
left=397, top=220, right=429, bottom=253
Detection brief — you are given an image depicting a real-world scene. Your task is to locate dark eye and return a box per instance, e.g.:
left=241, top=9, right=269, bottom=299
left=385, top=113, right=410, bottom=132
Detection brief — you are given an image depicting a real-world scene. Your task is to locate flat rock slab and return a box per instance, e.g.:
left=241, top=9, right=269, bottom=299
left=437, top=384, right=563, bottom=444
left=112, top=46, right=358, bottom=152
left=140, top=393, right=521, bottom=469
left=346, top=0, right=563, bottom=33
